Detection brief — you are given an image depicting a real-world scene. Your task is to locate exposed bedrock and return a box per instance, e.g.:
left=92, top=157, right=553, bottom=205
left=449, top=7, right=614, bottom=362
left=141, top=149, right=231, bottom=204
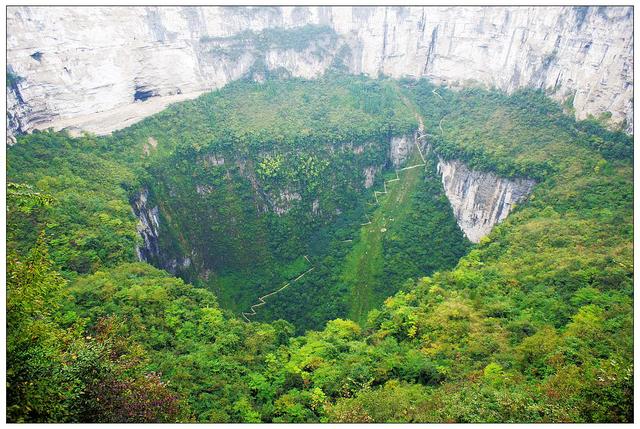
left=130, top=188, right=161, bottom=263
left=6, top=6, right=633, bottom=142
left=437, top=159, right=536, bottom=243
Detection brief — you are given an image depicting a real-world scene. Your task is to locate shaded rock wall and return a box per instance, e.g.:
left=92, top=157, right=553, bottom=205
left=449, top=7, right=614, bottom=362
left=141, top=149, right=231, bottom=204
left=130, top=188, right=161, bottom=262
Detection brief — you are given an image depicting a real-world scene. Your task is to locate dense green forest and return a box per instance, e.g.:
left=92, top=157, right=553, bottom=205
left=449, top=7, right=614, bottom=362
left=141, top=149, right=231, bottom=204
left=6, top=74, right=633, bottom=422
left=8, top=76, right=467, bottom=333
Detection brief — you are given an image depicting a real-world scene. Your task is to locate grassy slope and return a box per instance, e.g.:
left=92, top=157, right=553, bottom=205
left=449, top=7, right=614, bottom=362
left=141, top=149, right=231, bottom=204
left=344, top=147, right=427, bottom=324
left=343, top=83, right=470, bottom=325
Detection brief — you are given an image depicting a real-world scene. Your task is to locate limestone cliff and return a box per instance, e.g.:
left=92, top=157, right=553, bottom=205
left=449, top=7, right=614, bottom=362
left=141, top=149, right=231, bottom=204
left=437, top=159, right=536, bottom=243
left=7, top=6, right=633, bottom=141
left=389, top=135, right=413, bottom=168
left=130, top=188, right=161, bottom=262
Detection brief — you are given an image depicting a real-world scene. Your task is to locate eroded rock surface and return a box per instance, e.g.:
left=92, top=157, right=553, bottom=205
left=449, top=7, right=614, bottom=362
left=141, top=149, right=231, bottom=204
left=130, top=188, right=161, bottom=262
left=7, top=6, right=633, bottom=142
left=437, top=159, right=536, bottom=243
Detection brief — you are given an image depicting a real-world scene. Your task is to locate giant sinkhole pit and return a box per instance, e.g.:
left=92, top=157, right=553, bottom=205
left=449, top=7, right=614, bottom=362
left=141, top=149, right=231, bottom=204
left=10, top=74, right=630, bottom=337
left=120, top=77, right=536, bottom=332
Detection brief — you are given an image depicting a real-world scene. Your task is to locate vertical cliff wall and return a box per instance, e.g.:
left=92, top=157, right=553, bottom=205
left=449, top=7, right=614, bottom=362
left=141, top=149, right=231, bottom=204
left=130, top=188, right=161, bottom=262
left=131, top=187, right=193, bottom=275
left=128, top=131, right=415, bottom=276
left=437, top=159, right=536, bottom=243
left=7, top=6, right=633, bottom=141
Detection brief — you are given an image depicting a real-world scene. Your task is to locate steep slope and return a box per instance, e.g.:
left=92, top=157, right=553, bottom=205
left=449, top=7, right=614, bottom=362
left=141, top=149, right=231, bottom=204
left=8, top=76, right=472, bottom=332
left=7, top=5, right=633, bottom=142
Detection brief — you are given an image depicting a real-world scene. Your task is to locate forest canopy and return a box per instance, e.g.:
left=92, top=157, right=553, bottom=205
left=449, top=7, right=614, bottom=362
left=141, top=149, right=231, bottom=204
left=6, top=74, right=633, bottom=422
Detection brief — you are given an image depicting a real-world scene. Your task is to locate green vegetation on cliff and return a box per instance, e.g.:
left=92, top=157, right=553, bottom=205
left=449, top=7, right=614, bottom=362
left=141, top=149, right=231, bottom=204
left=7, top=75, right=633, bottom=422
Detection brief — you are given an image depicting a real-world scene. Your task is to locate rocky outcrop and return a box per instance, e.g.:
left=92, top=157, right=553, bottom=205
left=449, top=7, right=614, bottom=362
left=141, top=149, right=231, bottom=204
left=269, top=189, right=302, bottom=216
left=6, top=6, right=633, bottom=142
left=195, top=184, right=213, bottom=195
left=203, top=153, right=225, bottom=167
left=363, top=166, right=380, bottom=188
left=437, top=159, right=536, bottom=243
left=164, top=256, right=192, bottom=275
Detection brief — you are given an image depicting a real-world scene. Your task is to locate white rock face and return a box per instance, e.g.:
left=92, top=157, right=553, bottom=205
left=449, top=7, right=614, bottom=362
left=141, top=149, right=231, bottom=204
left=131, top=187, right=192, bottom=273
left=7, top=6, right=633, bottom=141
left=389, top=135, right=413, bottom=168
left=203, top=153, right=225, bottom=167
left=331, top=6, right=633, bottom=131
left=264, top=47, right=335, bottom=79
left=437, top=159, right=536, bottom=243
left=195, top=184, right=213, bottom=195
left=363, top=166, right=379, bottom=189
left=270, top=189, right=302, bottom=216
